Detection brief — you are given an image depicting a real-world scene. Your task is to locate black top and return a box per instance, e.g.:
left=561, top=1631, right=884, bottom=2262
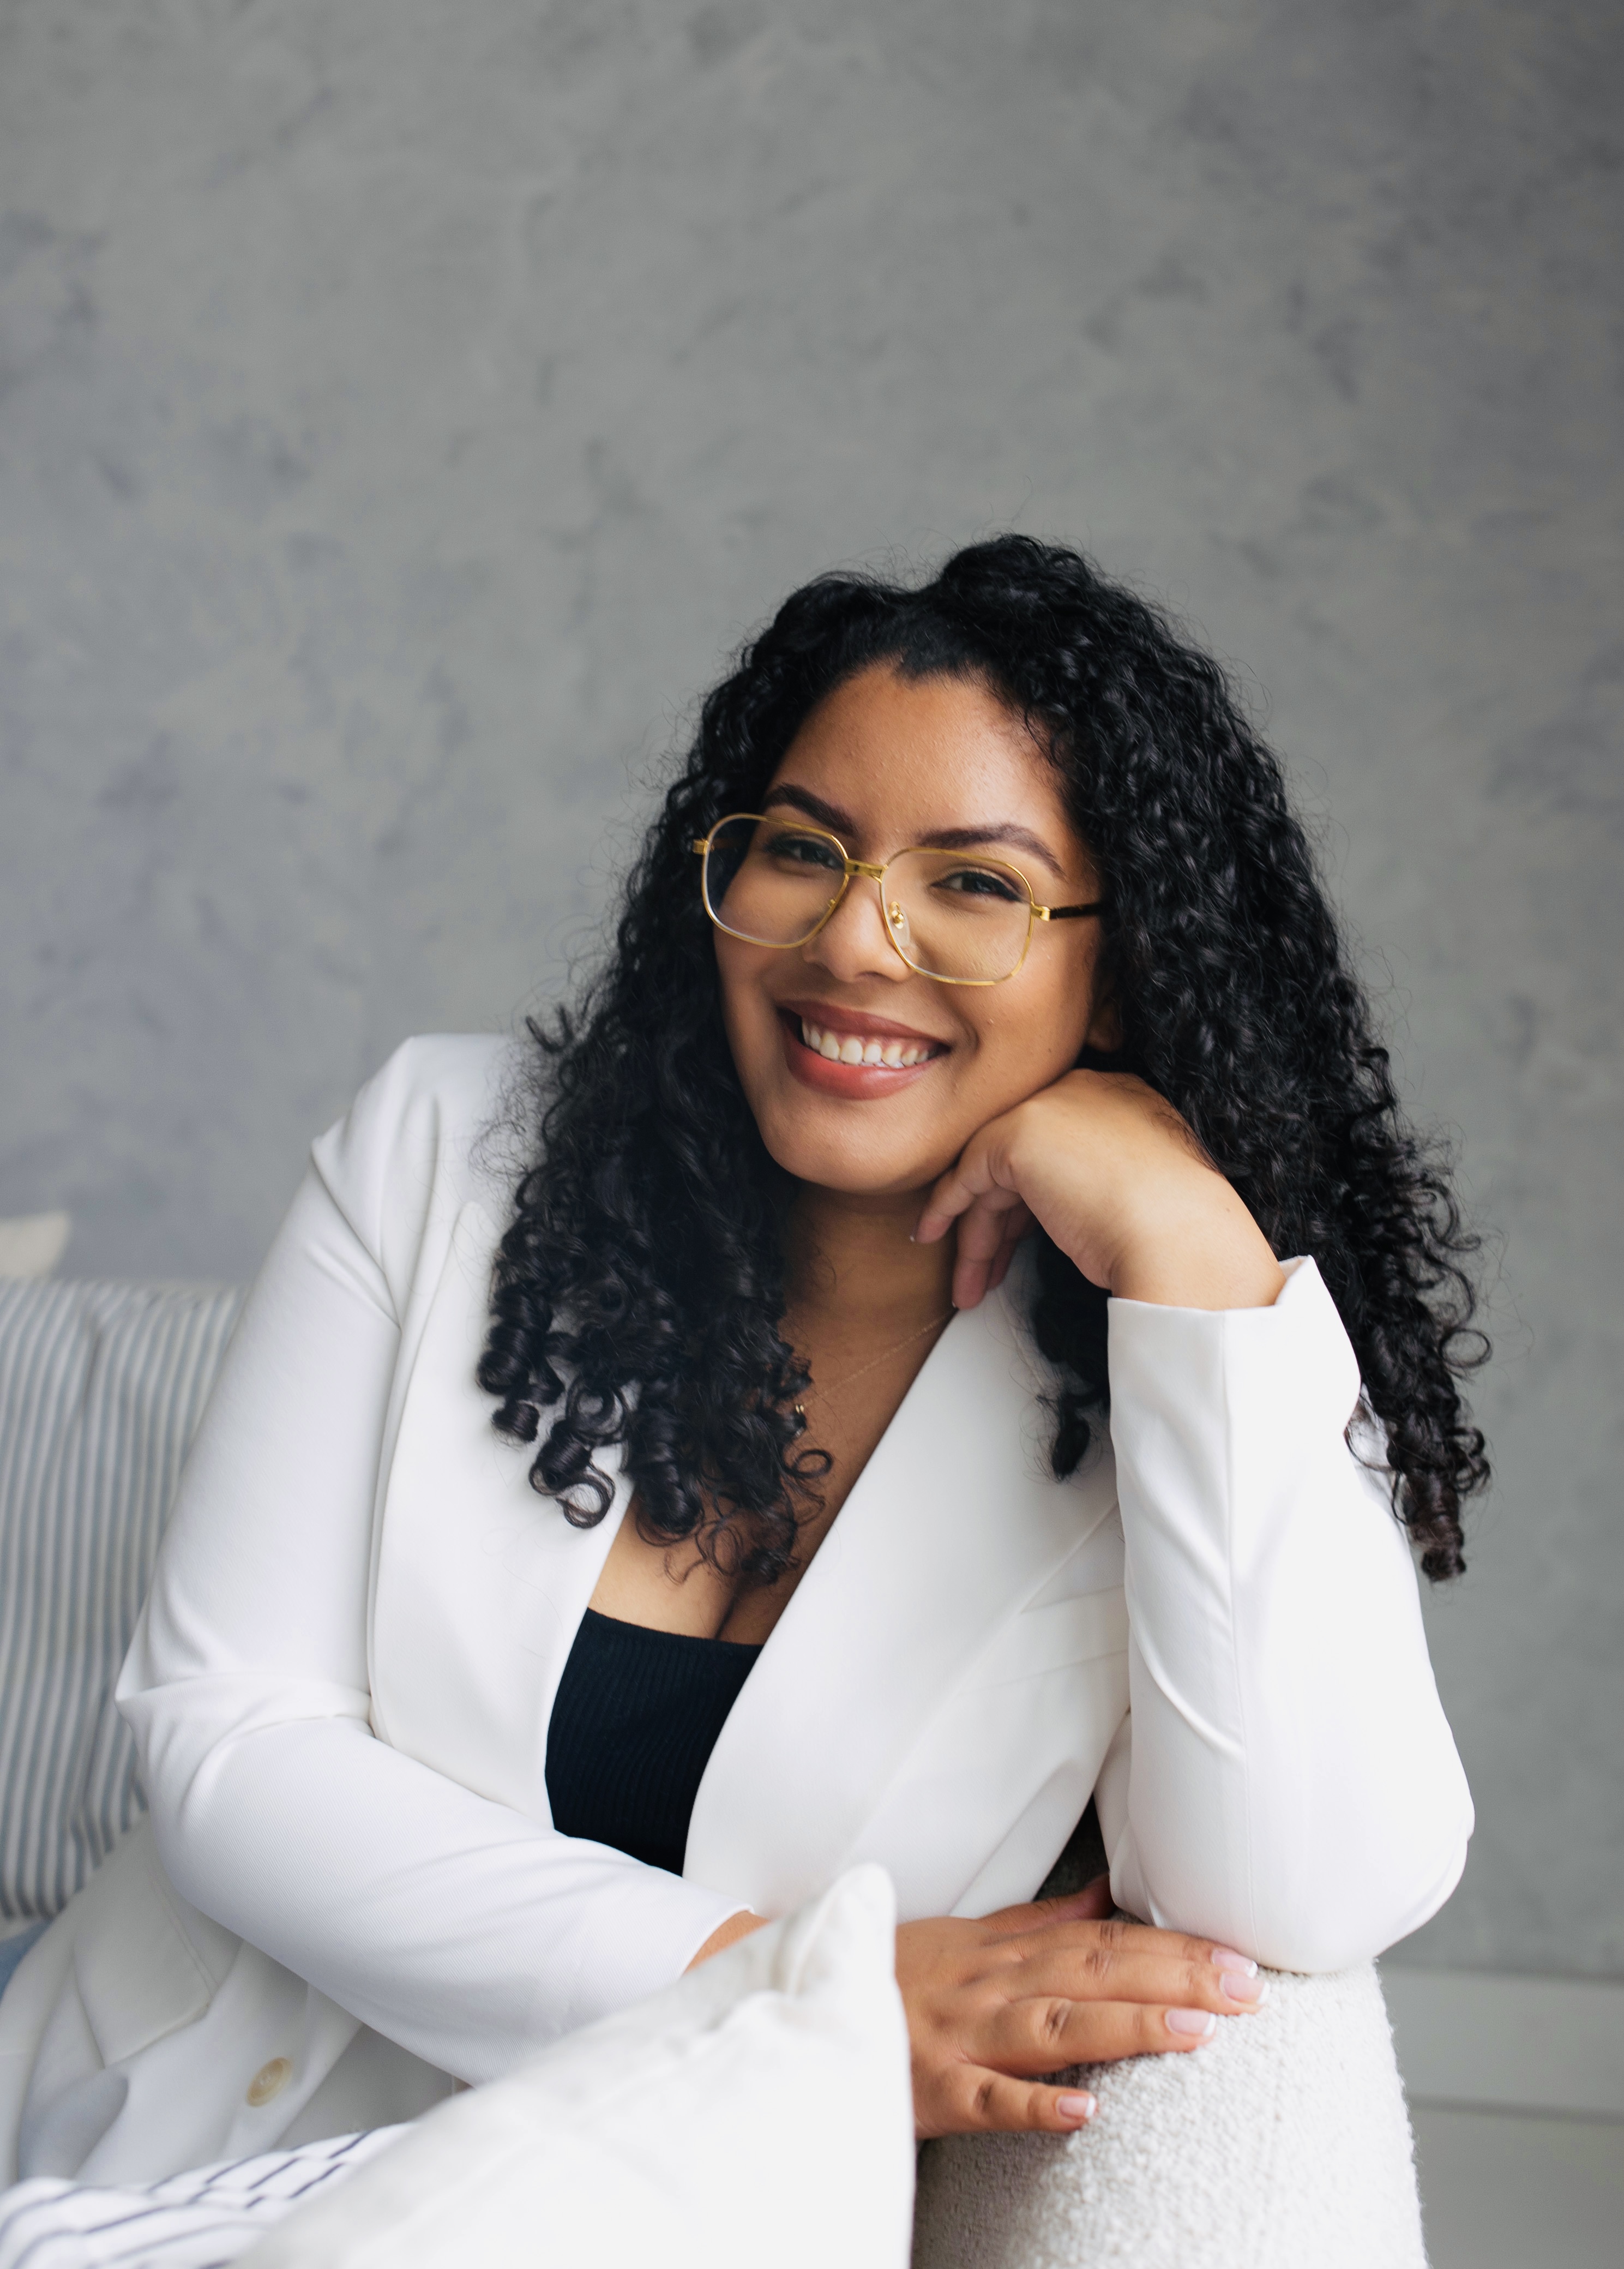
left=544, top=1608, right=763, bottom=1877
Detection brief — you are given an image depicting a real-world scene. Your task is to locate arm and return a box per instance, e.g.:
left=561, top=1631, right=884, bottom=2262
left=1098, top=1259, right=1472, bottom=1968
left=916, top=1069, right=1473, bottom=1972
left=117, top=1043, right=745, bottom=2083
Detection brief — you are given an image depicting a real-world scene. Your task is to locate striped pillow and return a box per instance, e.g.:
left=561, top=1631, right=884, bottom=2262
left=0, top=1278, right=244, bottom=1925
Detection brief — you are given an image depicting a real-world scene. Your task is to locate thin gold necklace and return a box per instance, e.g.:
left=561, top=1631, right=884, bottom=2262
left=793, top=1310, right=953, bottom=1424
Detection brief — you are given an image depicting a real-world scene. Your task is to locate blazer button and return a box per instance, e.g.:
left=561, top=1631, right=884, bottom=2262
left=246, top=2057, right=293, bottom=2108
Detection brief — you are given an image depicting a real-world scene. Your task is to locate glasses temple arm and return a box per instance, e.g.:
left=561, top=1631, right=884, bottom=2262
left=1036, top=899, right=1105, bottom=922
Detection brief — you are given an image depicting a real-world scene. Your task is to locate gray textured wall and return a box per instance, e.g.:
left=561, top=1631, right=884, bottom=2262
left=2, top=1, right=1619, bottom=1977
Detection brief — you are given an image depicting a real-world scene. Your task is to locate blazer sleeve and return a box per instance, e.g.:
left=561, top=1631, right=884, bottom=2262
left=116, top=1042, right=746, bottom=2084
left=1094, top=1257, right=1473, bottom=1972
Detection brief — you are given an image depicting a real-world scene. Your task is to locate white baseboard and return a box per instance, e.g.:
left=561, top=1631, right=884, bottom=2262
left=1379, top=1965, right=1624, bottom=2120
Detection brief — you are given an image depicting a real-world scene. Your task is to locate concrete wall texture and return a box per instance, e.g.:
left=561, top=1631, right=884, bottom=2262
left=2, top=1, right=1619, bottom=1976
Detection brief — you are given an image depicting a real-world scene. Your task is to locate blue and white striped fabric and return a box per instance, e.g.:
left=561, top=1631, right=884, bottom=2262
left=0, top=2128, right=399, bottom=2269
left=0, top=1278, right=245, bottom=1929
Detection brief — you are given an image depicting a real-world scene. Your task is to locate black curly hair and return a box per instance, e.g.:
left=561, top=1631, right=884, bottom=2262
left=478, top=536, right=1488, bottom=1584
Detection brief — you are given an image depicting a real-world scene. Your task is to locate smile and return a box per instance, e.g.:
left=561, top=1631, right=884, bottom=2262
left=775, top=1003, right=948, bottom=1099
left=797, top=1017, right=935, bottom=1069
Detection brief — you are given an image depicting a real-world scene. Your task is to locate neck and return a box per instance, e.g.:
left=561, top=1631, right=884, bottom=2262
left=783, top=1181, right=957, bottom=1341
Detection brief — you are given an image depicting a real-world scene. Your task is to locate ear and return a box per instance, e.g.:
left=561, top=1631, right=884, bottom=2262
left=1082, top=988, right=1122, bottom=1056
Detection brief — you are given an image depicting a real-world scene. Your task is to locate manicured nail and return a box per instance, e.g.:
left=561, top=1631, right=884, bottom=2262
left=1219, top=1970, right=1268, bottom=2005
left=1056, top=2092, right=1095, bottom=2122
left=1166, top=2008, right=1217, bottom=2039
left=1210, top=1946, right=1256, bottom=1977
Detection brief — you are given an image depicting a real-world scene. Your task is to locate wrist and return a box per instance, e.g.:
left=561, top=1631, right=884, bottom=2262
left=1106, top=1184, right=1284, bottom=1312
left=685, top=1910, right=767, bottom=1968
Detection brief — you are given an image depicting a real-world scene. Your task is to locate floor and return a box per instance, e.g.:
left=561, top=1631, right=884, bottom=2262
left=1411, top=2104, right=1624, bottom=2267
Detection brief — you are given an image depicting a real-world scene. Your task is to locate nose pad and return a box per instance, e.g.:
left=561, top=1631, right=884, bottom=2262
left=800, top=876, right=913, bottom=981
left=886, top=899, right=911, bottom=944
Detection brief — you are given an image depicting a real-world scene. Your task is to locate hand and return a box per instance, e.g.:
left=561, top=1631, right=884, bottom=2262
left=897, top=1882, right=1268, bottom=2139
left=914, top=1069, right=1285, bottom=1313
left=686, top=1909, right=769, bottom=1968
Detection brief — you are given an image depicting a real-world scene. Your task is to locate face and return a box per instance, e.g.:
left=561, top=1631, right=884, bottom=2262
left=713, top=663, right=1111, bottom=1197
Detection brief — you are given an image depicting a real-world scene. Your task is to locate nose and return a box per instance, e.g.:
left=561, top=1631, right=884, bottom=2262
left=799, top=876, right=912, bottom=985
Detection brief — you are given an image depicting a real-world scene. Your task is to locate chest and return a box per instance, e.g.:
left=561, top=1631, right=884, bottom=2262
left=586, top=1315, right=951, bottom=1645
left=363, top=1200, right=1131, bottom=1918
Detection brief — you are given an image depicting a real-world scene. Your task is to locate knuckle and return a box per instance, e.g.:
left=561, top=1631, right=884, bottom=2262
left=1040, top=1997, right=1072, bottom=2049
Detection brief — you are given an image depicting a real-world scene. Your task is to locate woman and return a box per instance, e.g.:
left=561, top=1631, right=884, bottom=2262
left=4, top=537, right=1480, bottom=2184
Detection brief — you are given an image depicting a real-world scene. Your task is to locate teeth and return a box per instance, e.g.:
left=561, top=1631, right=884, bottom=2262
left=798, top=1018, right=932, bottom=1069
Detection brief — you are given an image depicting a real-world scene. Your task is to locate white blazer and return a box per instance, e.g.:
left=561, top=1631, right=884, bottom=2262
left=0, top=1036, right=1472, bottom=2187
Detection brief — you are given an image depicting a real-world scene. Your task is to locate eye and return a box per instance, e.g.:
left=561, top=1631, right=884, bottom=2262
left=933, top=863, right=1025, bottom=904
left=765, top=827, right=845, bottom=873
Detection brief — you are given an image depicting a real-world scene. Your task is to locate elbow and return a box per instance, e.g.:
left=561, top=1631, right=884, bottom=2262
left=119, top=1670, right=374, bottom=1864
left=1248, top=1812, right=1473, bottom=1976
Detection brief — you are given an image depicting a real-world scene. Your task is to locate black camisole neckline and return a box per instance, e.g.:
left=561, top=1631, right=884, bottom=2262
left=544, top=1608, right=763, bottom=1878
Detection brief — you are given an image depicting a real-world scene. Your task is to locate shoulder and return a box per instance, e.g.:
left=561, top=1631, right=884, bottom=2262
left=308, top=1034, right=528, bottom=1286
left=340, top=1031, right=517, bottom=1130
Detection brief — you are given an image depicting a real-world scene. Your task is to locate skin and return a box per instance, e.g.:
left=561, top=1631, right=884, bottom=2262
left=590, top=662, right=1284, bottom=2138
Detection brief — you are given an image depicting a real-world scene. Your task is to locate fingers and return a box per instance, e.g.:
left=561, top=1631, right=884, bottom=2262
left=957, top=1199, right=1034, bottom=1306
left=982, top=1205, right=1034, bottom=1295
left=980, top=1990, right=1226, bottom=2074
left=918, top=1182, right=1023, bottom=1260
left=928, top=1183, right=1032, bottom=1309
left=901, top=1906, right=1271, bottom=2139
left=978, top=1881, right=1114, bottom=1936
left=989, top=1913, right=1220, bottom=1970
left=918, top=2068, right=1098, bottom=2140
left=990, top=1929, right=1264, bottom=2024
left=915, top=1134, right=1021, bottom=1248
left=1064, top=1872, right=1115, bottom=1920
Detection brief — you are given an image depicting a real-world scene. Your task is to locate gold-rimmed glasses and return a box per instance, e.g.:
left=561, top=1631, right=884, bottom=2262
left=692, top=813, right=1103, bottom=987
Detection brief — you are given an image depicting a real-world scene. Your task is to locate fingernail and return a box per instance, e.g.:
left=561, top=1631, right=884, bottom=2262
left=1210, top=1946, right=1256, bottom=1977
left=1219, top=1970, right=1268, bottom=2005
left=1166, top=2008, right=1217, bottom=2039
left=1056, top=2092, right=1095, bottom=2122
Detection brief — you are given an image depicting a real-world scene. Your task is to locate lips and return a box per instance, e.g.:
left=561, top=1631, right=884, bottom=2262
left=775, top=1003, right=948, bottom=1099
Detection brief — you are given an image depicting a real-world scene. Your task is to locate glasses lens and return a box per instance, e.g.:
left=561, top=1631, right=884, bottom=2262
left=703, top=815, right=847, bottom=946
left=882, top=849, right=1034, bottom=982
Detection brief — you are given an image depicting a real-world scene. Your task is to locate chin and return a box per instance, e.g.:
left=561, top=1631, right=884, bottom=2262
left=750, top=1090, right=952, bottom=1196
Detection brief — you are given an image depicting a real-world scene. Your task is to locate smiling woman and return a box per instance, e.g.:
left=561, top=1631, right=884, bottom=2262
left=8, top=538, right=1482, bottom=2195
left=481, top=542, right=1484, bottom=1587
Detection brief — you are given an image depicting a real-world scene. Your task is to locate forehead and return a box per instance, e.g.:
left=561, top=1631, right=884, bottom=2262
left=768, top=664, right=1080, bottom=854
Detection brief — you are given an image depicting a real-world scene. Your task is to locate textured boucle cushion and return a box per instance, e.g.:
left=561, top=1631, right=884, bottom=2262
left=0, top=1278, right=244, bottom=1926
left=911, top=1960, right=1425, bottom=2269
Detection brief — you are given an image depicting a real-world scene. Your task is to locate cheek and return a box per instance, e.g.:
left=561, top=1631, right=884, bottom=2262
left=713, top=940, right=781, bottom=1078
left=964, top=963, right=1095, bottom=1091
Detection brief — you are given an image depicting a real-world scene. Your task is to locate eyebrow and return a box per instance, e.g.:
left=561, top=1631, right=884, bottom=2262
left=762, top=784, right=1070, bottom=883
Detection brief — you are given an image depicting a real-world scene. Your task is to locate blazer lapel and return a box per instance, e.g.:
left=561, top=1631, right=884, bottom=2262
left=683, top=1269, right=1115, bottom=1914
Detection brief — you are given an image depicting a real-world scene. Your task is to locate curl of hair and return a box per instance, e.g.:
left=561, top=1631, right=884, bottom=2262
left=478, top=537, right=1488, bottom=1582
